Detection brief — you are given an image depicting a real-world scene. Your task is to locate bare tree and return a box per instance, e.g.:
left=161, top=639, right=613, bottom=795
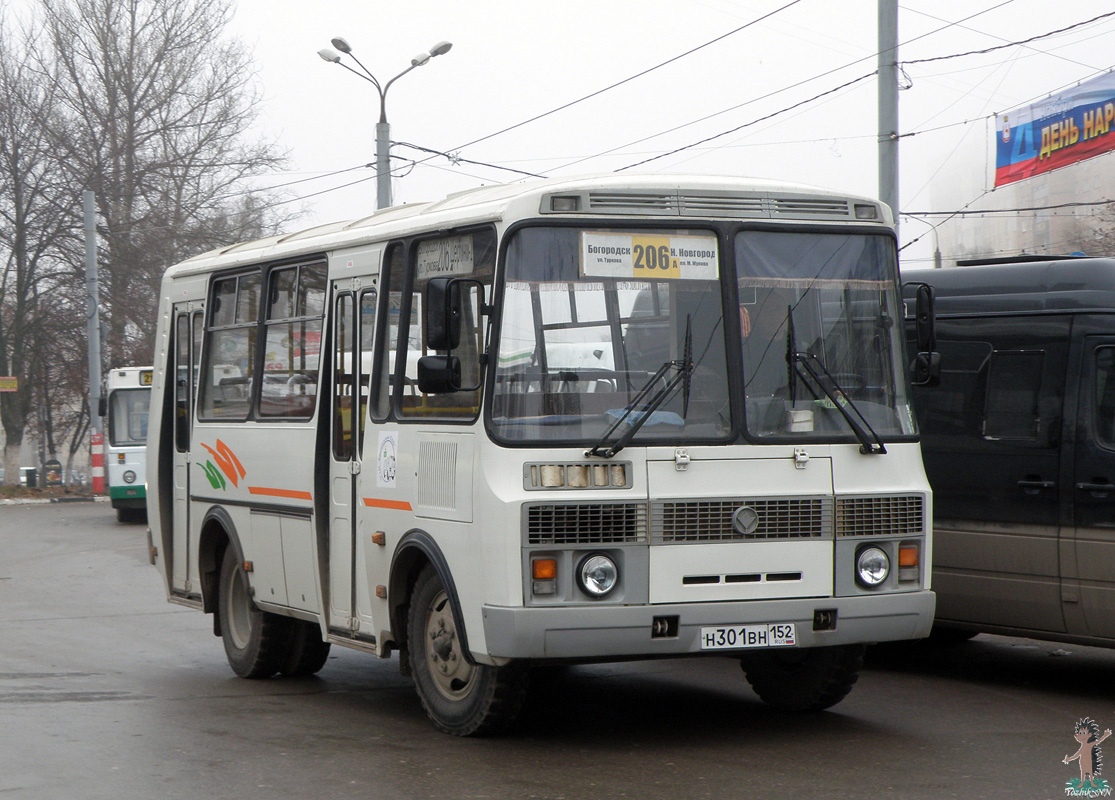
left=34, top=0, right=291, bottom=368
left=0, top=19, right=79, bottom=485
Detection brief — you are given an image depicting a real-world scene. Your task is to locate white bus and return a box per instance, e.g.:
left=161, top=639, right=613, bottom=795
left=104, top=366, right=152, bottom=522
left=146, top=175, right=936, bottom=736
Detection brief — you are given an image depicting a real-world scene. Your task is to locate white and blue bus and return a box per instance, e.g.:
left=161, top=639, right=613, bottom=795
left=104, top=366, right=151, bottom=522
left=146, top=175, right=936, bottom=736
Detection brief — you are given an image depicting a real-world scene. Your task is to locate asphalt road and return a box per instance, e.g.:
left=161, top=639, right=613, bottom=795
left=1, top=501, right=1111, bottom=800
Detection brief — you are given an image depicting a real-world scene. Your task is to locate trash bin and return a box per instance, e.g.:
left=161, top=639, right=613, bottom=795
left=24, top=468, right=36, bottom=488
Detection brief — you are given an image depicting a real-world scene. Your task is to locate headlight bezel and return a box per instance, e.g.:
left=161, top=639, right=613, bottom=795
left=577, top=553, right=619, bottom=598
left=855, top=545, right=890, bottom=588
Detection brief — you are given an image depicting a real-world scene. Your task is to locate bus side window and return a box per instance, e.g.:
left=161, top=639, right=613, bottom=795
left=199, top=272, right=259, bottom=420
left=371, top=245, right=406, bottom=421
left=259, top=262, right=326, bottom=419
left=359, top=289, right=377, bottom=449
left=175, top=314, right=190, bottom=450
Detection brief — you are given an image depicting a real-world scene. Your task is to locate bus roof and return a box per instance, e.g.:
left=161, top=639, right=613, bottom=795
left=165, top=173, right=889, bottom=279
left=106, top=366, right=154, bottom=389
left=902, top=258, right=1115, bottom=315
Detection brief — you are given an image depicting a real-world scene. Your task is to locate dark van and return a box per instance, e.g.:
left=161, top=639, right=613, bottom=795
left=904, top=257, right=1115, bottom=646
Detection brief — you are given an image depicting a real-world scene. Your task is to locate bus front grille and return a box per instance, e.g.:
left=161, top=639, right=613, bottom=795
left=650, top=497, right=832, bottom=543
left=525, top=503, right=648, bottom=545
left=835, top=495, right=925, bottom=537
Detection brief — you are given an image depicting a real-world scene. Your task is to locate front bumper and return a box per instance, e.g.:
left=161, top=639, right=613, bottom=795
left=481, top=590, right=935, bottom=660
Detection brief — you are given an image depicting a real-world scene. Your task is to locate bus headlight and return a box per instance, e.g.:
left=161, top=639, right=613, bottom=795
left=855, top=546, right=890, bottom=588
left=123, top=470, right=137, bottom=484
left=578, top=554, right=618, bottom=597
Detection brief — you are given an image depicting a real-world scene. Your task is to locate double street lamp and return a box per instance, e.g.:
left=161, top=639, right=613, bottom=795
left=318, top=37, right=453, bottom=209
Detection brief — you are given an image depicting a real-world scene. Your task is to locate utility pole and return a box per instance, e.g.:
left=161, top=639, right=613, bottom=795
left=84, top=190, right=104, bottom=493
left=878, top=0, right=899, bottom=231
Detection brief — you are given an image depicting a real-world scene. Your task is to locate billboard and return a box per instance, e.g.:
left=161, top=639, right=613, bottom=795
left=995, top=69, right=1115, bottom=187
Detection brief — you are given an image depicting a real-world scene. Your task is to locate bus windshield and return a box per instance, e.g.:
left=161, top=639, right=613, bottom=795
left=491, top=225, right=915, bottom=445
left=491, top=226, right=731, bottom=444
left=109, top=388, right=151, bottom=447
left=735, top=229, right=915, bottom=441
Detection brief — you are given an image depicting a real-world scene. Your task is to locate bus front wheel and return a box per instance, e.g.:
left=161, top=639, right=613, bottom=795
left=740, top=643, right=865, bottom=711
left=218, top=547, right=288, bottom=679
left=406, top=565, right=527, bottom=736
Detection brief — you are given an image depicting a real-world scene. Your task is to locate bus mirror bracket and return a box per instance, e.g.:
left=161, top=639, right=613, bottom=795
left=906, top=282, right=940, bottom=387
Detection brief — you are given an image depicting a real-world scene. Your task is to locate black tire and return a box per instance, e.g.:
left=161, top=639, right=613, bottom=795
left=929, top=625, right=979, bottom=643
left=741, top=644, right=865, bottom=711
left=116, top=507, right=148, bottom=524
left=279, top=620, right=332, bottom=677
left=218, top=547, right=290, bottom=679
left=407, top=565, right=527, bottom=736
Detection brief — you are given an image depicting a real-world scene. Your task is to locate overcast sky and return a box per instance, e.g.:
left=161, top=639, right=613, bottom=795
left=225, top=0, right=1115, bottom=265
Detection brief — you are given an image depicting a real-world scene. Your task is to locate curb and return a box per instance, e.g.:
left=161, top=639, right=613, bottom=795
left=0, top=495, right=108, bottom=506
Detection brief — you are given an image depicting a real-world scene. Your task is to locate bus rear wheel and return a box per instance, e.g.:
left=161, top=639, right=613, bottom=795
left=740, top=644, right=865, bottom=712
left=218, top=547, right=288, bottom=678
left=407, top=565, right=527, bottom=736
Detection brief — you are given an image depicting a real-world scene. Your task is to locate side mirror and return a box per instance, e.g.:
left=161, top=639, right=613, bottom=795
left=426, top=277, right=464, bottom=351
left=914, top=283, right=936, bottom=352
left=417, top=355, right=462, bottom=394
left=905, top=281, right=940, bottom=387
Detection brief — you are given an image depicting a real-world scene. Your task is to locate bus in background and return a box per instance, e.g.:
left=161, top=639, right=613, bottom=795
left=147, top=175, right=936, bottom=736
left=104, top=366, right=152, bottom=522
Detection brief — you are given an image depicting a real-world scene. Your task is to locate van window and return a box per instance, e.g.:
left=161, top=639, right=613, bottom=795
left=984, top=350, right=1044, bottom=440
left=1094, top=347, right=1115, bottom=448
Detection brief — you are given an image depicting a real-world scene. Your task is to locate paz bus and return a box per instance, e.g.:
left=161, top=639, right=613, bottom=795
left=104, top=366, right=152, bottom=522
left=146, top=174, right=936, bottom=736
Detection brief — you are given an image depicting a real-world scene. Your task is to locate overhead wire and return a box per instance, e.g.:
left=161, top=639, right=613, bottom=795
left=550, top=0, right=1017, bottom=174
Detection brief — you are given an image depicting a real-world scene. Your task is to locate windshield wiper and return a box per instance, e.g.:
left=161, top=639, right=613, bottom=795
left=781, top=303, right=885, bottom=455
left=586, top=316, right=694, bottom=459
left=790, top=352, right=887, bottom=455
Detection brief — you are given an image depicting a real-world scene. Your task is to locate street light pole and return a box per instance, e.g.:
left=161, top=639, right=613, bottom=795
left=318, top=38, right=452, bottom=209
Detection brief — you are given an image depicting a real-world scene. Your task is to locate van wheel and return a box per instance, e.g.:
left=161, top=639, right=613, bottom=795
left=280, top=620, right=332, bottom=677
left=218, top=547, right=288, bottom=678
left=740, top=644, right=865, bottom=711
left=407, top=565, right=527, bottom=736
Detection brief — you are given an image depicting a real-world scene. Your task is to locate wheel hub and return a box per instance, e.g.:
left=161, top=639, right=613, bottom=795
left=424, top=589, right=476, bottom=700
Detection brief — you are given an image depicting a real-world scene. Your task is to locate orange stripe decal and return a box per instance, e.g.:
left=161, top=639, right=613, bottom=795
left=363, top=497, right=413, bottom=511
left=248, top=486, right=313, bottom=501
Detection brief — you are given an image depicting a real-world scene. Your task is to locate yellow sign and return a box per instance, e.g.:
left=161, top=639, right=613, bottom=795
left=0, top=376, right=17, bottom=392
left=140, top=370, right=153, bottom=386
left=631, top=234, right=680, bottom=279
left=581, top=232, right=718, bottom=280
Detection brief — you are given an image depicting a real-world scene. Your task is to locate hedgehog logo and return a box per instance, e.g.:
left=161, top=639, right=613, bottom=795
left=1064, top=717, right=1112, bottom=795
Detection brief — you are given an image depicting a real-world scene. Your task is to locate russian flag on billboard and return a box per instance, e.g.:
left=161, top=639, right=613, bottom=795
left=995, top=69, right=1115, bottom=187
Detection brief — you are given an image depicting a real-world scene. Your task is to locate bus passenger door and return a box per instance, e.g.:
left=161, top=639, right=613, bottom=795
left=327, top=287, right=375, bottom=637
left=171, top=307, right=203, bottom=594
left=1073, top=337, right=1115, bottom=639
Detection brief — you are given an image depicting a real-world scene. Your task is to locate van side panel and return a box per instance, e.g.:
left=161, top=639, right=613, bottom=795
left=912, top=314, right=1071, bottom=633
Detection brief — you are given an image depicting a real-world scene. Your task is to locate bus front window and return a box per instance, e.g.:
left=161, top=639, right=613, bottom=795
left=735, top=230, right=916, bottom=441
left=491, top=226, right=731, bottom=444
